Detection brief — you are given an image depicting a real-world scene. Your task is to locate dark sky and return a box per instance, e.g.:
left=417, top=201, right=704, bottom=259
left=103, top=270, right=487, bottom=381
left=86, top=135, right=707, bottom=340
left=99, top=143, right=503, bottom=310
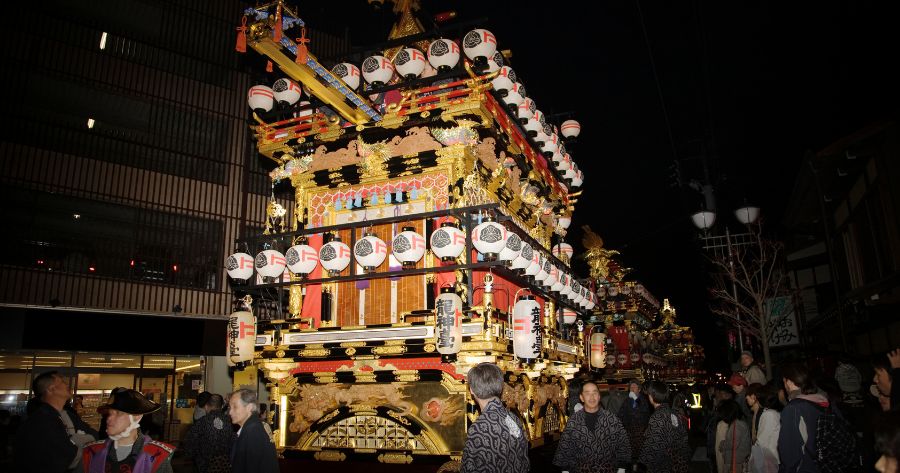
left=295, top=1, right=899, bottom=369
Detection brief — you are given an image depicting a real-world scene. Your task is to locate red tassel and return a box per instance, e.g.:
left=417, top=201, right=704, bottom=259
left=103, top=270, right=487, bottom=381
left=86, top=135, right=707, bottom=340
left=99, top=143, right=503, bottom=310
left=266, top=60, right=273, bottom=73
left=235, top=16, right=247, bottom=53
left=295, top=28, right=310, bottom=65
left=273, top=5, right=282, bottom=42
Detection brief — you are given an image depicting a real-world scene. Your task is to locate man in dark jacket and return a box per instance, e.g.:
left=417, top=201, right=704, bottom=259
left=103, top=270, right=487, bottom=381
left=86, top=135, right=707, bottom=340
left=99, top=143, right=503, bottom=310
left=13, top=371, right=93, bottom=473
left=778, top=363, right=828, bottom=473
left=460, top=363, right=529, bottom=473
left=639, top=381, right=691, bottom=473
left=554, top=380, right=631, bottom=473
left=618, top=379, right=651, bottom=462
left=229, top=389, right=279, bottom=473
left=183, top=393, right=234, bottom=473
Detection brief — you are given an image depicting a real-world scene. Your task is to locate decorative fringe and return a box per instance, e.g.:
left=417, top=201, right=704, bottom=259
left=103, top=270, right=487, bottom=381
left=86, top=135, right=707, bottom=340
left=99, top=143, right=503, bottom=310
left=266, top=60, right=273, bottom=73
left=295, top=27, right=310, bottom=65
left=235, top=16, right=247, bottom=53
left=273, top=4, right=283, bottom=42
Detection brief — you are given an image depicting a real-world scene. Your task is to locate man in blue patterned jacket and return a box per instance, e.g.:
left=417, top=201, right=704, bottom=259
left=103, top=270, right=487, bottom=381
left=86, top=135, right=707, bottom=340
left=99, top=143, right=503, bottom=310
left=461, top=363, right=529, bottom=473
left=554, top=380, right=632, bottom=473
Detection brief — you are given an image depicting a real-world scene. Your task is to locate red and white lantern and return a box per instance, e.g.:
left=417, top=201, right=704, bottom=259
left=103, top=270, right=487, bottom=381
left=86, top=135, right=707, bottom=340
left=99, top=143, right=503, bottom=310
left=471, top=219, right=508, bottom=261
left=285, top=243, right=319, bottom=276
left=227, top=309, right=256, bottom=366
left=430, top=222, right=466, bottom=261
left=247, top=85, right=274, bottom=113
left=502, top=82, right=526, bottom=112
left=394, top=48, right=427, bottom=79
left=362, top=55, right=395, bottom=87
left=435, top=288, right=463, bottom=355
left=427, top=39, right=460, bottom=72
left=560, top=119, right=581, bottom=138
left=462, top=28, right=498, bottom=64
left=225, top=252, right=255, bottom=280
left=255, top=250, right=286, bottom=278
left=512, top=295, right=542, bottom=360
left=557, top=272, right=571, bottom=297
left=319, top=237, right=351, bottom=276
left=535, top=253, right=549, bottom=283
left=511, top=241, right=532, bottom=271
left=354, top=232, right=388, bottom=272
left=331, top=63, right=361, bottom=90
left=517, top=98, right=536, bottom=123
left=590, top=332, right=607, bottom=368
left=524, top=245, right=541, bottom=277
left=498, top=232, right=523, bottom=263
left=563, top=309, right=578, bottom=325
left=272, top=78, right=302, bottom=106
left=392, top=227, right=426, bottom=267
left=552, top=243, right=574, bottom=263
left=491, top=66, right=516, bottom=96
left=544, top=263, right=558, bottom=289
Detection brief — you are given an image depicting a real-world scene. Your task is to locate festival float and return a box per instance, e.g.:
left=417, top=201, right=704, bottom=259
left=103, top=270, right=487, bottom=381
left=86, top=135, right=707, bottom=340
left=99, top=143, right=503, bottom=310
left=225, top=1, right=597, bottom=468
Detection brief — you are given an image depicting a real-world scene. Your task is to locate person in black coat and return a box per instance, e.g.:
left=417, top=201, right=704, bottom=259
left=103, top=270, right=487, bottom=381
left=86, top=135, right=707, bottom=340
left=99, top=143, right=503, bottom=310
left=228, top=389, right=279, bottom=473
left=618, top=379, right=651, bottom=462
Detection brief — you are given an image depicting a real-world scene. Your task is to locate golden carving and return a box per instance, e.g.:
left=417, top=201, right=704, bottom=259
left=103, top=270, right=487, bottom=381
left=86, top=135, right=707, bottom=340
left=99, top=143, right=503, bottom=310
left=314, top=126, right=346, bottom=142
left=340, top=341, right=366, bottom=348
left=345, top=347, right=357, bottom=356
left=372, top=345, right=408, bottom=355
left=300, top=348, right=330, bottom=357
left=314, top=450, right=346, bottom=462
left=315, top=375, right=338, bottom=384
left=387, top=409, right=411, bottom=426
left=275, top=350, right=286, bottom=358
left=395, top=374, right=420, bottom=382
left=379, top=453, right=413, bottom=464
left=318, top=409, right=341, bottom=425
left=376, top=113, right=409, bottom=130
left=424, top=343, right=436, bottom=353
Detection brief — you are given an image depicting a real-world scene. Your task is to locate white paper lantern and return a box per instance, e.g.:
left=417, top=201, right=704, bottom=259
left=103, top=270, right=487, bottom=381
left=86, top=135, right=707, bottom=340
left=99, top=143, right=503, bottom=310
left=533, top=111, right=549, bottom=145
left=430, top=222, right=466, bottom=261
left=605, top=354, right=617, bottom=367
left=557, top=272, right=570, bottom=296
left=570, top=170, right=584, bottom=188
left=585, top=291, right=596, bottom=310
left=577, top=287, right=588, bottom=307
left=427, top=38, right=460, bottom=72
left=471, top=219, right=508, bottom=260
left=255, top=250, right=286, bottom=278
left=394, top=48, right=427, bottom=79
left=563, top=309, right=578, bottom=325
left=552, top=243, right=574, bottom=263
left=512, top=241, right=532, bottom=271
left=590, top=332, right=606, bottom=368
left=491, top=66, right=516, bottom=95
left=285, top=244, right=319, bottom=276
left=517, top=98, right=536, bottom=124
left=561, top=119, right=581, bottom=138
left=501, top=82, right=526, bottom=112
left=247, top=85, right=274, bottom=113
left=272, top=78, right=302, bottom=106
left=392, top=227, right=426, bottom=267
left=225, top=252, right=255, bottom=280
left=541, top=133, right=559, bottom=157
left=570, top=279, right=581, bottom=302
left=362, top=55, right=395, bottom=87
left=435, top=288, right=464, bottom=355
left=332, top=63, right=361, bottom=90
left=354, top=232, right=388, bottom=272
left=498, top=232, right=522, bottom=263
left=617, top=354, right=628, bottom=366
left=556, top=217, right=572, bottom=230
left=523, top=115, right=542, bottom=137
left=319, top=237, right=351, bottom=276
left=550, top=266, right=564, bottom=292
left=485, top=51, right=502, bottom=73
left=226, top=309, right=256, bottom=366
left=535, top=253, right=549, bottom=282
left=462, top=28, right=498, bottom=63
left=512, top=295, right=542, bottom=360
left=544, top=264, right=558, bottom=289
left=524, top=245, right=541, bottom=277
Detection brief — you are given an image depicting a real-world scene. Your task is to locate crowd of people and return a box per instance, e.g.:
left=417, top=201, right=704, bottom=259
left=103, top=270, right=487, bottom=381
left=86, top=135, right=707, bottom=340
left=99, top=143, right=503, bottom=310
left=5, top=347, right=899, bottom=473
left=9, top=373, right=279, bottom=473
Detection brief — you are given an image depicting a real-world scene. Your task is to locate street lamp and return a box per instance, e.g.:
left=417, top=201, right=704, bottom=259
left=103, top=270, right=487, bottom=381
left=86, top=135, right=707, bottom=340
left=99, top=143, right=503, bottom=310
left=692, top=205, right=760, bottom=354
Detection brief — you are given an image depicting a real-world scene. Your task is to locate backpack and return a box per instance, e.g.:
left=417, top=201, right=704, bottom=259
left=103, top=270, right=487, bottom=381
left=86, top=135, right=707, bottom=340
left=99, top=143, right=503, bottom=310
left=799, top=401, right=860, bottom=473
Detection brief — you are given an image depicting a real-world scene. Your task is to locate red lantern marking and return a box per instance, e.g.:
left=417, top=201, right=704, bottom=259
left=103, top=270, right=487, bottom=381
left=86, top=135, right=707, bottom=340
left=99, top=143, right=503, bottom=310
left=249, top=88, right=275, bottom=98
left=269, top=253, right=286, bottom=266
left=380, top=57, right=395, bottom=71
left=514, top=317, right=531, bottom=332
left=482, top=31, right=497, bottom=45
left=338, top=245, right=351, bottom=259
left=410, top=49, right=426, bottom=62
left=411, top=234, right=425, bottom=250
left=301, top=248, right=317, bottom=261
left=239, top=321, right=255, bottom=339
left=374, top=239, right=387, bottom=254
left=452, top=232, right=466, bottom=246
left=237, top=256, right=253, bottom=269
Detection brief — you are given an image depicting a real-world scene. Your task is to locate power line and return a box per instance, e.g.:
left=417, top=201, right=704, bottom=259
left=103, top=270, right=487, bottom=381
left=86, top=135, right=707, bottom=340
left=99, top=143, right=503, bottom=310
left=635, top=0, right=679, bottom=162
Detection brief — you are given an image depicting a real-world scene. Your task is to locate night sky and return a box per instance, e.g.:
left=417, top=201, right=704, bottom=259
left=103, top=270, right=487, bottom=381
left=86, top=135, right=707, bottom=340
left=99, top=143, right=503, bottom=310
left=293, top=1, right=899, bottom=370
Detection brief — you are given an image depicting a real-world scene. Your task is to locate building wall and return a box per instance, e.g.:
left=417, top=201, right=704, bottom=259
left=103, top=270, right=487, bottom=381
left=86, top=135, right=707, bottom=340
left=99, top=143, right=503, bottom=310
left=0, top=0, right=288, bottom=320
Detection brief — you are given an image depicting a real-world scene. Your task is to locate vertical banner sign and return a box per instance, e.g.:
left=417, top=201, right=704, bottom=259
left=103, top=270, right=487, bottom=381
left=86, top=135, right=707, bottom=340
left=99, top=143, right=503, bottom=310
left=227, top=310, right=256, bottom=366
left=766, top=296, right=800, bottom=347
left=435, top=289, right=463, bottom=355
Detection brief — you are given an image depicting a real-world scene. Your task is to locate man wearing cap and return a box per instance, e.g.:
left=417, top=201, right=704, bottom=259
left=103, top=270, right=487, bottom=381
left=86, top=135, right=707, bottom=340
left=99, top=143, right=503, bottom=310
left=728, top=373, right=752, bottom=421
left=738, top=351, right=767, bottom=386
left=82, top=389, right=175, bottom=473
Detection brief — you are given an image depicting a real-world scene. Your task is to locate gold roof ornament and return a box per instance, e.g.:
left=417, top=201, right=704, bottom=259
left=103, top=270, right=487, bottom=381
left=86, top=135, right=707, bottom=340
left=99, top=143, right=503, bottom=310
left=581, top=225, right=620, bottom=281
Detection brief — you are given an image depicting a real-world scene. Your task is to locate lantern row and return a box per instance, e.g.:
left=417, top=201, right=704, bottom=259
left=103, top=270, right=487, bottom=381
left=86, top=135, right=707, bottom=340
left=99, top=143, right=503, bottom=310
left=246, top=28, right=584, bottom=190
left=226, top=220, right=598, bottom=311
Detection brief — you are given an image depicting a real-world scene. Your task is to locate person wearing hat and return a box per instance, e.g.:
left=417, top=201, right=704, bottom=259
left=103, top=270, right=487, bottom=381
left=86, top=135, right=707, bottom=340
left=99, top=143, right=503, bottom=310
left=728, top=373, right=753, bottom=421
left=739, top=351, right=767, bottom=386
left=82, top=389, right=175, bottom=473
